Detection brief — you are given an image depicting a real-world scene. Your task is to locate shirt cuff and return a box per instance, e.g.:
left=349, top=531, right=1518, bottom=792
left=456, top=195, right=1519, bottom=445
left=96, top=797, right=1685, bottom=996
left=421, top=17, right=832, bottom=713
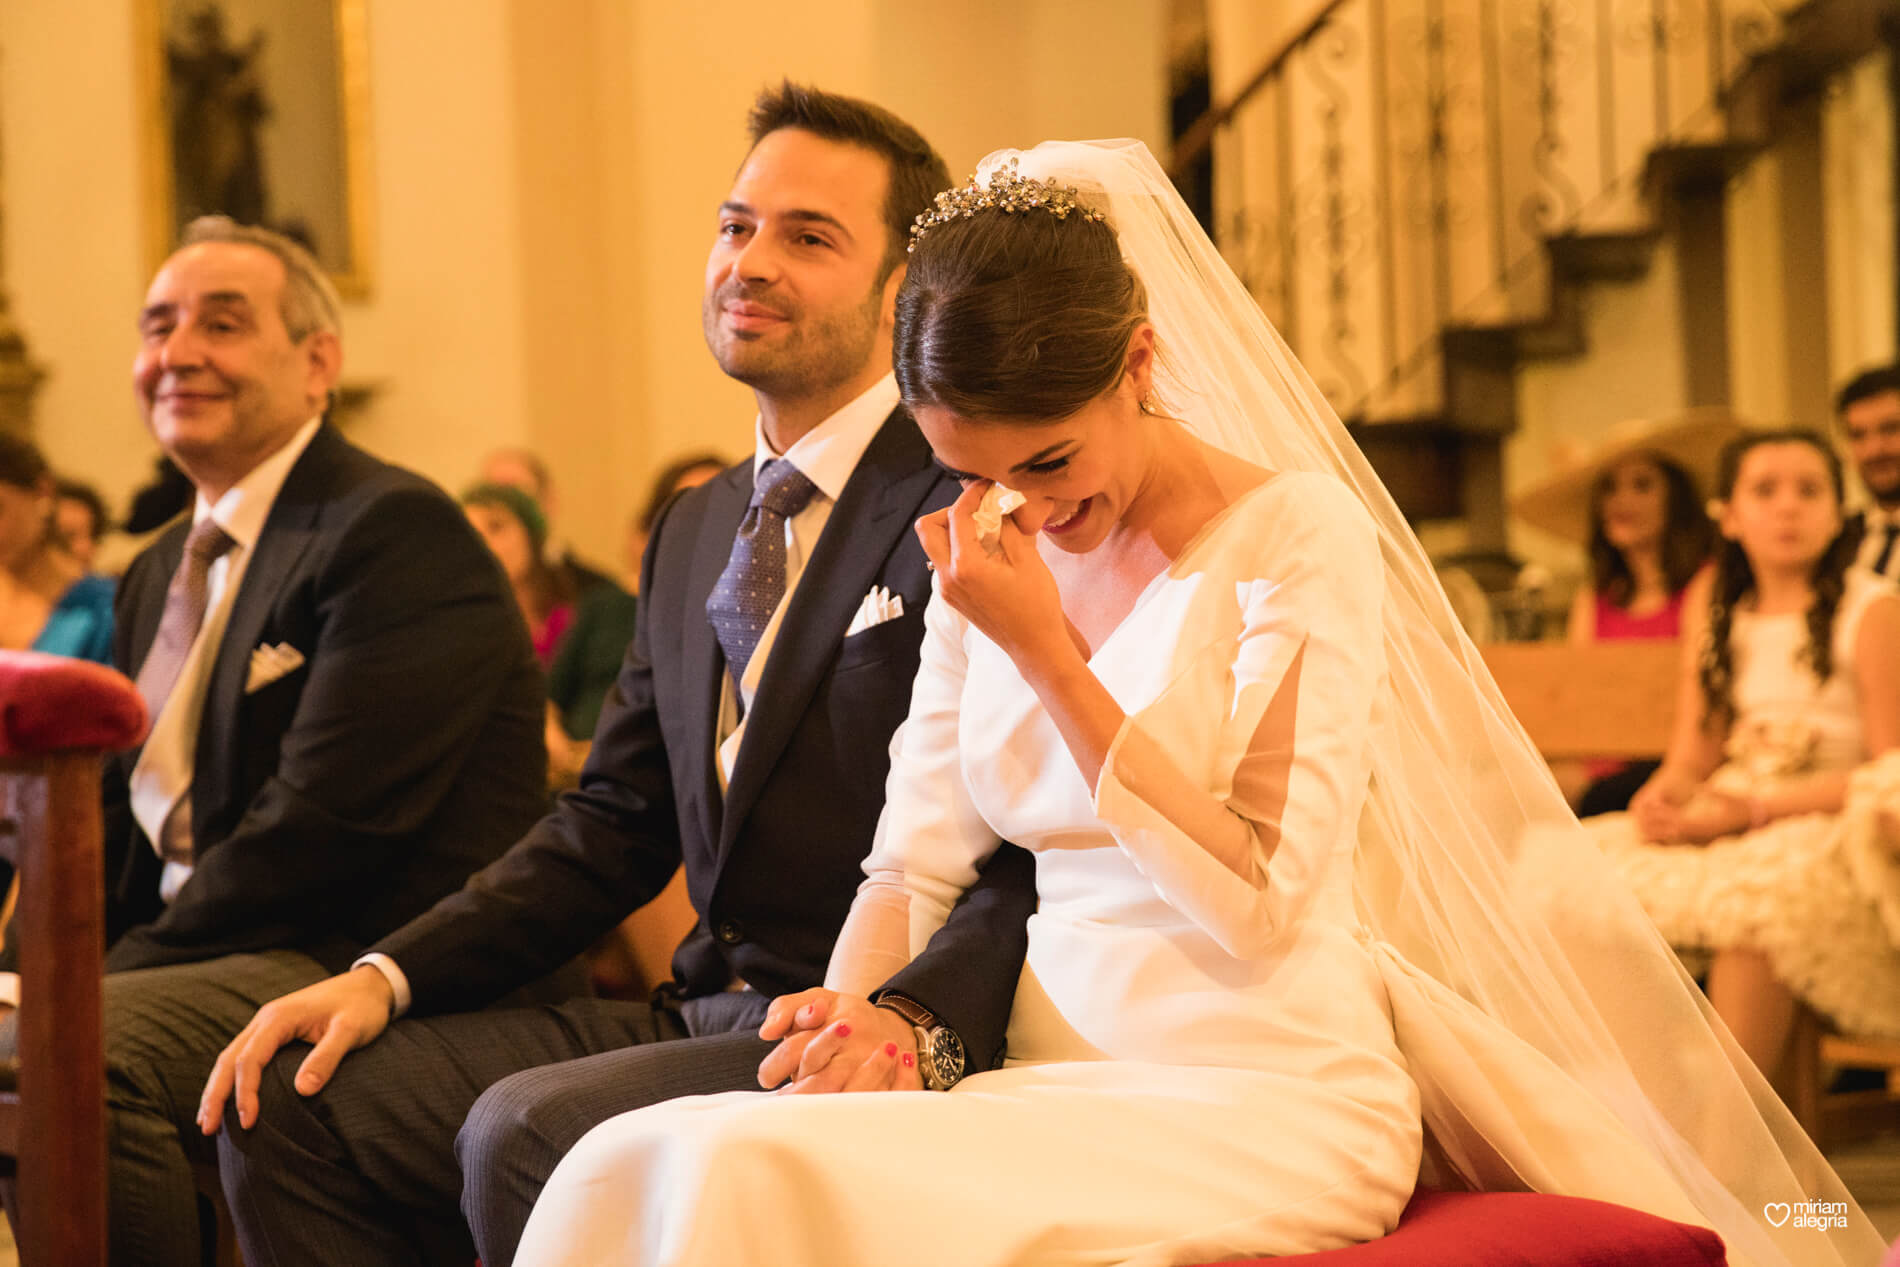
left=350, top=953, right=412, bottom=1018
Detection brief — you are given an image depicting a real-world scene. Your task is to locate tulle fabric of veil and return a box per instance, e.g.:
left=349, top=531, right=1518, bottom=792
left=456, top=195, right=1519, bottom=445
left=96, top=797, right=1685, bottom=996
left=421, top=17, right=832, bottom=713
left=983, top=138, right=1882, bottom=1266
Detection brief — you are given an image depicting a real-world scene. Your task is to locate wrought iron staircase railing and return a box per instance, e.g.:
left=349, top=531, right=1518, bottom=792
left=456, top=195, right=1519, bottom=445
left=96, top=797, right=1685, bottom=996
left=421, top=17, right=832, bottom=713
left=1168, top=0, right=1882, bottom=541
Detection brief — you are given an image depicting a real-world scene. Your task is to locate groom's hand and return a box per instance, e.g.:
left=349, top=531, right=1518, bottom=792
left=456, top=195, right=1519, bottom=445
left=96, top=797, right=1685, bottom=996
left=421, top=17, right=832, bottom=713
left=758, top=989, right=921, bottom=1093
left=198, top=964, right=395, bottom=1134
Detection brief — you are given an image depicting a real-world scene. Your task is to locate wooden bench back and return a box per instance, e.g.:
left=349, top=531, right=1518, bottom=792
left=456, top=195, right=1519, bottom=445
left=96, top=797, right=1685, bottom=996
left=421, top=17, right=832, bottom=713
left=1478, top=640, right=1681, bottom=760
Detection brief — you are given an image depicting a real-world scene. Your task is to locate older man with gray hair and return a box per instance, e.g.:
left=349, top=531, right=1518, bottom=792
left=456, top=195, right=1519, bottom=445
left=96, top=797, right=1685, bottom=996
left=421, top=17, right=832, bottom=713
left=0, top=217, right=553, bottom=1265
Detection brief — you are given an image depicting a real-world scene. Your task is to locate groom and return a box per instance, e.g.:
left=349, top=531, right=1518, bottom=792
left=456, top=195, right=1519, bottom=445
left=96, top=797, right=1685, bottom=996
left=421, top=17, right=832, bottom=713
left=201, top=83, right=1035, bottom=1267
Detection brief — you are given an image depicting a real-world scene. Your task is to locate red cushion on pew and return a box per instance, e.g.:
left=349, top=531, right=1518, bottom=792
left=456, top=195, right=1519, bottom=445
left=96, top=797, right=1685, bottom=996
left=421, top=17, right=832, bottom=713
left=0, top=651, right=147, bottom=758
left=1199, top=1188, right=1727, bottom=1266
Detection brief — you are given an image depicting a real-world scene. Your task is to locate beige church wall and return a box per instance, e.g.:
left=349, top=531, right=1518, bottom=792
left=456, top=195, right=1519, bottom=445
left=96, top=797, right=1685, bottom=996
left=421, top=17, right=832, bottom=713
left=1725, top=50, right=1894, bottom=508
left=457, top=0, right=1169, bottom=568
left=1, top=0, right=1167, bottom=570
left=0, top=0, right=533, bottom=539
left=340, top=0, right=529, bottom=501
left=0, top=2, right=152, bottom=514
left=1821, top=50, right=1895, bottom=394
left=590, top=0, right=1170, bottom=569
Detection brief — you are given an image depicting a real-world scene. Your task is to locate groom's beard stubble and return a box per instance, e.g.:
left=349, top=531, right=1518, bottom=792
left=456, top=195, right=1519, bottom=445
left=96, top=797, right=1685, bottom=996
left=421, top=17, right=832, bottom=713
left=704, top=280, right=886, bottom=402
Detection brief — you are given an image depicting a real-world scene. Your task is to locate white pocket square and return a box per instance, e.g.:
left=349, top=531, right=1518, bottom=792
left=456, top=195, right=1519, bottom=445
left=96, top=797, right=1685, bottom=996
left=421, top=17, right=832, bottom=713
left=246, top=641, right=306, bottom=693
left=844, top=586, right=905, bottom=638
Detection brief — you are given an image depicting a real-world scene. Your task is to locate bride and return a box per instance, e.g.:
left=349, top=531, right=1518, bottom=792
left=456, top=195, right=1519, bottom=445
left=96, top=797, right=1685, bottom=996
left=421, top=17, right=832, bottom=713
left=513, top=141, right=1880, bottom=1266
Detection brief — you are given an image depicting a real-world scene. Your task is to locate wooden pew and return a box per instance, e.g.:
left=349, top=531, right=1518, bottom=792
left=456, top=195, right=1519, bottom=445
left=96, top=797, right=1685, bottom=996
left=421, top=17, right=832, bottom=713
left=1478, top=640, right=1679, bottom=760
left=0, top=654, right=149, bottom=1267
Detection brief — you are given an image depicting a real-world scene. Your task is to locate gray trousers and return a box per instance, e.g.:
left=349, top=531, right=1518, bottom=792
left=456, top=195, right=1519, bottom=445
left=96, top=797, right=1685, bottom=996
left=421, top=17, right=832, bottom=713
left=216, top=990, right=775, bottom=1267
left=0, top=949, right=331, bottom=1267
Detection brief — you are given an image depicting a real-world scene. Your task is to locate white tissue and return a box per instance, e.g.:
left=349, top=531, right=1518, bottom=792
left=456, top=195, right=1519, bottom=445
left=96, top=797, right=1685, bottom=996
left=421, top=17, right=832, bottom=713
left=972, top=483, right=1027, bottom=548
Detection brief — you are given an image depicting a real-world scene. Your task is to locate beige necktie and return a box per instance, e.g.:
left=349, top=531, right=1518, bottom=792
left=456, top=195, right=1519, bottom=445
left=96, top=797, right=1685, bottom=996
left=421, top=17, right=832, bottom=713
left=134, top=517, right=236, bottom=860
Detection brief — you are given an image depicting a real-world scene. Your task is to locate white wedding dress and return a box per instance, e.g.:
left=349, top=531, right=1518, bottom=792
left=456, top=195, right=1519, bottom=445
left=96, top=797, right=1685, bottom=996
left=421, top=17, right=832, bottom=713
left=515, top=473, right=1426, bottom=1266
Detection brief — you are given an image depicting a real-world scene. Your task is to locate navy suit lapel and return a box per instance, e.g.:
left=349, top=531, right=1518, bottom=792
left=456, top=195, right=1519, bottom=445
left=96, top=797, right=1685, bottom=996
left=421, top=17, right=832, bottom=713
left=719, top=410, right=940, bottom=855
left=683, top=464, right=754, bottom=854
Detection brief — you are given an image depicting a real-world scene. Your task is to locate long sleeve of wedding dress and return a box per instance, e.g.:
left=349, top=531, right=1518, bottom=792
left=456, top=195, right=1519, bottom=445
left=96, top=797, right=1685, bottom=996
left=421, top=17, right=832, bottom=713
left=828, top=473, right=1387, bottom=995
left=1093, top=476, right=1384, bottom=958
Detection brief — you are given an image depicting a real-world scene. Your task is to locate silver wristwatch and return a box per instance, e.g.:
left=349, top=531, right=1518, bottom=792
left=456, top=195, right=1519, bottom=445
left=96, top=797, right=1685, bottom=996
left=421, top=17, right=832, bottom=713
left=876, top=993, right=966, bottom=1090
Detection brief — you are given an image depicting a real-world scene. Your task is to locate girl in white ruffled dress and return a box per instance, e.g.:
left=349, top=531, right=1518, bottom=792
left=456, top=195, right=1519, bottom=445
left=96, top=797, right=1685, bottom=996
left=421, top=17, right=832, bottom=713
left=1589, top=428, right=1900, bottom=1089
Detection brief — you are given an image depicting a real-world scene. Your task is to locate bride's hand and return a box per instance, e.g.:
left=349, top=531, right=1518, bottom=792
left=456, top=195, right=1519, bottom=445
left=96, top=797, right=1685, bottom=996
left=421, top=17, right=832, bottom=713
left=916, top=482, right=1076, bottom=671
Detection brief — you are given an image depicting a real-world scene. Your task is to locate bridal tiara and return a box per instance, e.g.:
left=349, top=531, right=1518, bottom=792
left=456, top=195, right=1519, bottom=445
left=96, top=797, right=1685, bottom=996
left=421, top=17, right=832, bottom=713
left=908, top=157, right=1105, bottom=252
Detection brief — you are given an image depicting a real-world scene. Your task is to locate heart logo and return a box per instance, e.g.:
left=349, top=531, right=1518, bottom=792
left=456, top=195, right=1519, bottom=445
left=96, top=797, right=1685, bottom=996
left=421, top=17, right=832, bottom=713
left=1764, top=1202, right=1791, bottom=1227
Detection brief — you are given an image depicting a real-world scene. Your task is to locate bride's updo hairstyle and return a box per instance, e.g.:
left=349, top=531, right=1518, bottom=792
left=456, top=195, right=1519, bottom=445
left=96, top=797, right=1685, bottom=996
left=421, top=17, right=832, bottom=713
left=894, top=190, right=1148, bottom=423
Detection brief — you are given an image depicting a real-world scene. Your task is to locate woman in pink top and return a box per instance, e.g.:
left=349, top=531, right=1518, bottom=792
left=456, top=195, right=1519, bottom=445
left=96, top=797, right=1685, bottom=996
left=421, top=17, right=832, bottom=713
left=461, top=482, right=577, bottom=667
left=1566, top=450, right=1715, bottom=813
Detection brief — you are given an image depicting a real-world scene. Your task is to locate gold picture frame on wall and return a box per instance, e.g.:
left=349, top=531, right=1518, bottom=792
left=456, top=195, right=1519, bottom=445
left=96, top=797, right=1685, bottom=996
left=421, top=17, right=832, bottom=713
left=139, top=0, right=374, bottom=297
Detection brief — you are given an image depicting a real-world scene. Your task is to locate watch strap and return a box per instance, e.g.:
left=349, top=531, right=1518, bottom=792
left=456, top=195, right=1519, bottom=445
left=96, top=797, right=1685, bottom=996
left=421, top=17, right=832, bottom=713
left=874, top=992, right=937, bottom=1030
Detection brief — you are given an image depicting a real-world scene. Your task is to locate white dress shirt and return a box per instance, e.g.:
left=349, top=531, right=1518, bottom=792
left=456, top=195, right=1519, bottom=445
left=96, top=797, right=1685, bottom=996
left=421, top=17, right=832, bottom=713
left=359, top=375, right=902, bottom=1016
left=0, top=418, right=323, bottom=1008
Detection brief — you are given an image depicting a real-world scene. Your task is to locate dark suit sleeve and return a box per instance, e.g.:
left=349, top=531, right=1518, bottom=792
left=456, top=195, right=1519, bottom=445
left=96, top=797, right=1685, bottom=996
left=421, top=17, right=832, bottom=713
left=113, top=486, right=540, bottom=959
left=98, top=554, right=156, bottom=948
left=368, top=506, right=689, bottom=1014
left=875, top=841, right=1034, bottom=1073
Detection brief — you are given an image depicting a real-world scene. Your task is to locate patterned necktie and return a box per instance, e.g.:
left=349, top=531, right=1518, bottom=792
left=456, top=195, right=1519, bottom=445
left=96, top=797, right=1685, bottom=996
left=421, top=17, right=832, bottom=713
left=1874, top=524, right=1900, bottom=579
left=707, top=458, right=819, bottom=694
left=135, top=516, right=237, bottom=720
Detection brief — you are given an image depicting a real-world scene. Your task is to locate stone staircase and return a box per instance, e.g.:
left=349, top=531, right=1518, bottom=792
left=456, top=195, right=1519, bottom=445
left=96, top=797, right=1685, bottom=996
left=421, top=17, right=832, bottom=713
left=1174, top=0, right=1892, bottom=565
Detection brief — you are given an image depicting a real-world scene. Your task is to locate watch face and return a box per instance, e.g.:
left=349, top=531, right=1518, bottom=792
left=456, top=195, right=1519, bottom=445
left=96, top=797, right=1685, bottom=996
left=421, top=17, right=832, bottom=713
left=927, top=1026, right=966, bottom=1088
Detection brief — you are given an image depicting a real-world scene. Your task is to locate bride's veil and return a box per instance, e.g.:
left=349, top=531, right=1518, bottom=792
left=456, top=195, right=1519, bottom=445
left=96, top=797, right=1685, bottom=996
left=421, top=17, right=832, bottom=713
left=981, top=138, right=1882, bottom=1266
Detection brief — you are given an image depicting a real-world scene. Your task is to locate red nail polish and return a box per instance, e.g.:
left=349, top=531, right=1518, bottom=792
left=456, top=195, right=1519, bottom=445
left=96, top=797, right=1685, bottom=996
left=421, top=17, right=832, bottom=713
left=884, top=1042, right=898, bottom=1057
left=834, top=1022, right=851, bottom=1038
left=901, top=1051, right=915, bottom=1068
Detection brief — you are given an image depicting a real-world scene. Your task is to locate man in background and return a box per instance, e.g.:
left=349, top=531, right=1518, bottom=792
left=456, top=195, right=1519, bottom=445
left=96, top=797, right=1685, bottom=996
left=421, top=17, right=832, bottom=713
left=479, top=445, right=621, bottom=597
left=1837, top=363, right=1900, bottom=582
left=53, top=477, right=109, bottom=570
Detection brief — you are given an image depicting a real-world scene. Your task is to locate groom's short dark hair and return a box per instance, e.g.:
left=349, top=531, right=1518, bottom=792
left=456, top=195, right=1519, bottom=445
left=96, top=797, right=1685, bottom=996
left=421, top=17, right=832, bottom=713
left=747, top=81, right=950, bottom=282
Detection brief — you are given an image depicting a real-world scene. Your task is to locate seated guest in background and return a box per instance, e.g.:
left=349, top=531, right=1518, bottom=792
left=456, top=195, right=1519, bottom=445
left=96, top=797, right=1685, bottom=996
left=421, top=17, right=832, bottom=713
left=54, top=475, right=110, bottom=571
left=1588, top=430, right=1900, bottom=1095
left=1837, top=363, right=1900, bottom=583
left=479, top=445, right=620, bottom=597
left=2, top=215, right=551, bottom=1267
left=553, top=451, right=728, bottom=996
left=0, top=432, right=113, bottom=663
left=547, top=450, right=728, bottom=791
left=200, top=82, right=1035, bottom=1267
left=463, top=481, right=577, bottom=666
left=625, top=451, right=728, bottom=593
left=1512, top=414, right=1727, bottom=813
left=123, top=455, right=195, bottom=535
